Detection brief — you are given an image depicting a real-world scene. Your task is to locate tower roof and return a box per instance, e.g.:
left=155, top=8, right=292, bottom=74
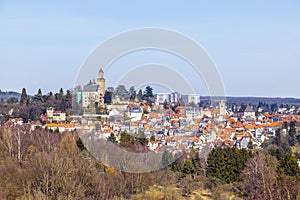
left=99, top=68, right=104, bottom=73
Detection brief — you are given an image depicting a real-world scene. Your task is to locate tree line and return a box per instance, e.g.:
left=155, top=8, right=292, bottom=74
left=0, top=88, right=72, bottom=124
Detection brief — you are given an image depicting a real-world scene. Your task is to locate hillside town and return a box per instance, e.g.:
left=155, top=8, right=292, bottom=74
left=2, top=69, right=300, bottom=160
left=2, top=1, right=300, bottom=199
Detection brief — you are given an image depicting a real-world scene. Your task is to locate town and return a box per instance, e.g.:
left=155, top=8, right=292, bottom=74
left=2, top=0, right=300, bottom=199
left=2, top=69, right=300, bottom=160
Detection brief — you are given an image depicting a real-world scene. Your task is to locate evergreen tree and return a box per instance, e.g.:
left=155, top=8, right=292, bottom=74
left=136, top=130, right=147, bottom=145
left=113, top=85, right=130, bottom=99
left=288, top=121, right=296, bottom=146
left=137, top=89, right=143, bottom=98
left=278, top=153, right=300, bottom=179
left=20, top=88, right=28, bottom=105
left=150, top=135, right=155, bottom=142
left=181, top=159, right=196, bottom=178
left=273, top=129, right=282, bottom=147
left=206, top=147, right=252, bottom=184
left=37, top=88, right=42, bottom=97
left=59, top=88, right=64, bottom=96
left=104, top=90, right=112, bottom=104
left=64, top=90, right=72, bottom=109
left=143, top=86, right=154, bottom=98
left=129, top=86, right=136, bottom=100
left=107, top=87, right=114, bottom=93
left=76, top=138, right=86, bottom=151
left=58, top=88, right=64, bottom=101
left=119, top=131, right=134, bottom=147
left=33, top=88, right=44, bottom=102
left=107, top=133, right=117, bottom=143
left=247, top=140, right=254, bottom=149
left=7, top=97, right=18, bottom=104
left=270, top=103, right=278, bottom=113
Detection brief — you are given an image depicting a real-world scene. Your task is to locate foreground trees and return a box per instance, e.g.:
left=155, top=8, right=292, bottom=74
left=240, top=154, right=278, bottom=200
left=0, top=126, right=176, bottom=199
left=206, top=147, right=252, bottom=184
left=240, top=152, right=300, bottom=200
left=0, top=126, right=299, bottom=199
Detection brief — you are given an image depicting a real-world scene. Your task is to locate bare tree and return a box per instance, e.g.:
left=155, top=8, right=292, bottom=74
left=241, top=153, right=278, bottom=200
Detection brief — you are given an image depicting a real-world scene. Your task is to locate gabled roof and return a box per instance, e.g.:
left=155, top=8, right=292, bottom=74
left=244, top=105, right=255, bottom=112
left=83, top=84, right=98, bottom=92
left=239, top=105, right=255, bottom=112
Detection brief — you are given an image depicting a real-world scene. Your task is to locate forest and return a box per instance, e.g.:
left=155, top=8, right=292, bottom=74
left=0, top=123, right=299, bottom=200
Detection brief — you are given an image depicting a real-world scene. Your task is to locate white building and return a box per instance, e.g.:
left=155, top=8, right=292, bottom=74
left=219, top=101, right=226, bottom=116
left=169, top=92, right=181, bottom=104
left=82, top=83, right=99, bottom=108
left=80, top=68, right=106, bottom=108
left=186, top=107, right=200, bottom=119
left=52, top=111, right=66, bottom=122
left=46, top=107, right=66, bottom=122
left=187, top=94, right=200, bottom=105
left=129, top=106, right=143, bottom=121
left=156, top=93, right=169, bottom=104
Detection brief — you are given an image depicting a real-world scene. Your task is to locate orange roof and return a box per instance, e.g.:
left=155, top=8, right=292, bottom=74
left=45, top=123, right=58, bottom=128
left=220, top=134, right=231, bottom=140
left=143, top=123, right=151, bottom=128
left=245, top=125, right=255, bottom=130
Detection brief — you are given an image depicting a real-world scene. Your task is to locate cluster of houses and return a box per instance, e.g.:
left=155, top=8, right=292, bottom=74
left=73, top=96, right=299, bottom=153
left=1, top=94, right=300, bottom=166
left=0, top=107, right=76, bottom=133
left=1, top=69, right=299, bottom=166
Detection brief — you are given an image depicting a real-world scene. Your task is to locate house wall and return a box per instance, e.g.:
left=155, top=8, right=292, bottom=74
left=82, top=92, right=98, bottom=108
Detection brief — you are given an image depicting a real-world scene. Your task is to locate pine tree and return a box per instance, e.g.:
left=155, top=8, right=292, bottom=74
left=113, top=85, right=129, bottom=99
left=206, top=147, right=252, bottom=183
left=181, top=159, right=196, bottom=178
left=138, top=89, right=143, bottom=98
left=274, top=129, right=282, bottom=147
left=129, top=86, right=136, bottom=100
left=107, top=133, right=117, bottom=143
left=278, top=153, right=300, bottom=179
left=150, top=135, right=155, bottom=142
left=37, top=89, right=42, bottom=97
left=288, top=121, right=296, bottom=146
left=20, top=88, right=28, bottom=105
left=144, top=86, right=154, bottom=98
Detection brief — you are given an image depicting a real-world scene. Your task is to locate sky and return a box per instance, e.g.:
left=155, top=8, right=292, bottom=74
left=0, top=0, right=300, bottom=97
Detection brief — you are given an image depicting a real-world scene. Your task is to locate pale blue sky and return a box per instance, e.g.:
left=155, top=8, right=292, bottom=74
left=0, top=0, right=300, bottom=97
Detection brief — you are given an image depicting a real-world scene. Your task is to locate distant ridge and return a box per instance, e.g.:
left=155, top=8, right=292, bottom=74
left=0, top=90, right=21, bottom=101
left=201, top=96, right=300, bottom=105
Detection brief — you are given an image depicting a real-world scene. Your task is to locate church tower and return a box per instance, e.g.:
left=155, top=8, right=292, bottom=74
left=219, top=100, right=226, bottom=116
left=97, top=68, right=106, bottom=104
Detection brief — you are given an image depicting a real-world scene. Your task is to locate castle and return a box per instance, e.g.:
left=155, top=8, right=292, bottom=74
left=80, top=68, right=106, bottom=108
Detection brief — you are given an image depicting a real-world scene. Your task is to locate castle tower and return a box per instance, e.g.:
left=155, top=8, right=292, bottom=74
left=97, top=68, right=106, bottom=104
